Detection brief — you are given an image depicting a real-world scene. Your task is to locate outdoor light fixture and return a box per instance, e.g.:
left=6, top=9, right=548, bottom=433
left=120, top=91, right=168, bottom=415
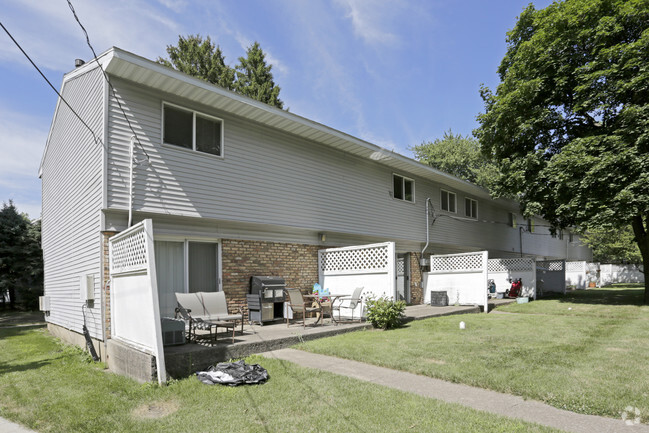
left=319, top=233, right=326, bottom=242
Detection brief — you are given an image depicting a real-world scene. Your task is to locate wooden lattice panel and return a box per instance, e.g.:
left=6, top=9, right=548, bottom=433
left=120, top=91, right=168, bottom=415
left=487, top=258, right=534, bottom=273
left=110, top=226, right=148, bottom=274
left=431, top=253, right=483, bottom=272
left=320, top=245, right=389, bottom=273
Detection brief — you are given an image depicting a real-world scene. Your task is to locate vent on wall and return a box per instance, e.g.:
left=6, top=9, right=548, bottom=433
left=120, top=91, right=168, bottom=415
left=39, top=296, right=50, bottom=312
left=80, top=274, right=94, bottom=302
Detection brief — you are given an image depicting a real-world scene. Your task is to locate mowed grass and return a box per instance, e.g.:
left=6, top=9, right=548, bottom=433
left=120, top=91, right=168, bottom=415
left=297, top=285, right=649, bottom=422
left=0, top=326, right=559, bottom=433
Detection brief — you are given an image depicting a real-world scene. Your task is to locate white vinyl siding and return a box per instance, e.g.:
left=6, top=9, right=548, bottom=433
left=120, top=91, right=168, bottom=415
left=104, top=78, right=592, bottom=261
left=41, top=67, right=104, bottom=339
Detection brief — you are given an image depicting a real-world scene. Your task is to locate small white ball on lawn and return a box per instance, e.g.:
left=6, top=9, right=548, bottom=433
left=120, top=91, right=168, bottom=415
left=459, top=321, right=466, bottom=330
left=568, top=307, right=572, bottom=310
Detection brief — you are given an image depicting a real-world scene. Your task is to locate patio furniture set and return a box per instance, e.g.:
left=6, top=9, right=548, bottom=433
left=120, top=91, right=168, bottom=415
left=174, top=285, right=364, bottom=344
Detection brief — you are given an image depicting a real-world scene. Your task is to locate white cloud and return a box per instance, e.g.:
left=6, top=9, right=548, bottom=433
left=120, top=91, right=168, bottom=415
left=0, top=0, right=182, bottom=72
left=334, top=0, right=400, bottom=46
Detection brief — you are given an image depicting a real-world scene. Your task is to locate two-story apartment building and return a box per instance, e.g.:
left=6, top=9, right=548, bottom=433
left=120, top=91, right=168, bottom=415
left=39, top=47, right=591, bottom=361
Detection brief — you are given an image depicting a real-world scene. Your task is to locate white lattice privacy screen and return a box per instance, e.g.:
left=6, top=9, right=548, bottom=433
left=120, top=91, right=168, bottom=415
left=318, top=242, right=396, bottom=302
left=565, top=261, right=586, bottom=273
left=487, top=258, right=534, bottom=273
left=430, top=253, right=484, bottom=273
left=487, top=257, right=536, bottom=298
left=320, top=244, right=389, bottom=274
left=536, top=259, right=566, bottom=295
left=565, top=261, right=588, bottom=289
left=425, top=251, right=488, bottom=312
left=108, top=220, right=166, bottom=384
left=110, top=224, right=148, bottom=275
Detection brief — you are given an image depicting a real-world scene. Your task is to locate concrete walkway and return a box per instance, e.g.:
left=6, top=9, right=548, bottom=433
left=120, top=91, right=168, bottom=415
left=0, top=417, right=36, bottom=433
left=266, top=348, right=649, bottom=433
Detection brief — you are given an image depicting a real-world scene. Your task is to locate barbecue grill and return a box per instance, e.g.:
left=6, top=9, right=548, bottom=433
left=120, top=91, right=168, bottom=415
left=247, top=276, right=286, bottom=325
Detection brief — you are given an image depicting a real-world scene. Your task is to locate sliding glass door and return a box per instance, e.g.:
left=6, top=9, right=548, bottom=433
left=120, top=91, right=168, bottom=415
left=154, top=240, right=220, bottom=317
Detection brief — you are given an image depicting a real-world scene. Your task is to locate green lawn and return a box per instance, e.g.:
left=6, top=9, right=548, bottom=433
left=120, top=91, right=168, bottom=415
left=0, top=325, right=559, bottom=433
left=297, top=285, right=649, bottom=422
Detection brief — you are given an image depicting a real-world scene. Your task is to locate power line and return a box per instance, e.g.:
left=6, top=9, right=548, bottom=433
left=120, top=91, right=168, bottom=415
left=0, top=21, right=104, bottom=149
left=66, top=0, right=151, bottom=163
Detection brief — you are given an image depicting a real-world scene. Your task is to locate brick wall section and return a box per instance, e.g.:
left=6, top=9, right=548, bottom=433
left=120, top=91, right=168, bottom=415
left=101, top=231, right=118, bottom=339
left=221, top=239, right=321, bottom=315
left=410, top=252, right=424, bottom=305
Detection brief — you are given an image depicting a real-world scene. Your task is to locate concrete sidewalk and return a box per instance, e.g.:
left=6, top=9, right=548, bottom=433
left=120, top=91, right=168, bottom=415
left=266, top=348, right=649, bottom=433
left=0, top=417, right=36, bottom=433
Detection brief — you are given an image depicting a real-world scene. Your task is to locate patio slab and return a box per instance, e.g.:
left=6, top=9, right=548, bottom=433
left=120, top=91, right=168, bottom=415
left=163, top=303, right=480, bottom=378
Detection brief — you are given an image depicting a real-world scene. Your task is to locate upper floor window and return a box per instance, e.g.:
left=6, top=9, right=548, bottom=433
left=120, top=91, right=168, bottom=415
left=465, top=198, right=478, bottom=219
left=527, top=218, right=535, bottom=233
left=441, top=189, right=456, bottom=213
left=393, top=174, right=414, bottom=202
left=163, top=103, right=223, bottom=157
left=509, top=212, right=517, bottom=228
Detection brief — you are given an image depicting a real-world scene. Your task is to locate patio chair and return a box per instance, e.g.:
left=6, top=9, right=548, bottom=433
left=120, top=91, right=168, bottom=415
left=331, top=286, right=364, bottom=323
left=175, top=292, right=210, bottom=341
left=285, top=288, right=322, bottom=328
left=200, top=291, right=244, bottom=333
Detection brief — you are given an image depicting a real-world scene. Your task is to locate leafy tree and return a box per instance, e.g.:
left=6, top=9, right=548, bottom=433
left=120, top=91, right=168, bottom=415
left=474, top=0, right=649, bottom=302
left=410, top=130, right=498, bottom=189
left=159, top=37, right=284, bottom=109
left=157, top=35, right=235, bottom=90
left=581, top=225, right=643, bottom=264
left=0, top=201, right=43, bottom=310
left=234, top=42, right=284, bottom=109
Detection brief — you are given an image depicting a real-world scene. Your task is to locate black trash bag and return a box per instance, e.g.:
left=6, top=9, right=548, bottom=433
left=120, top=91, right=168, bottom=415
left=196, top=360, right=269, bottom=386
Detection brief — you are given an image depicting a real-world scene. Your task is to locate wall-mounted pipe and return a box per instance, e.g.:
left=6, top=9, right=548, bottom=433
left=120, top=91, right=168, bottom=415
left=421, top=197, right=434, bottom=266
left=127, top=135, right=135, bottom=228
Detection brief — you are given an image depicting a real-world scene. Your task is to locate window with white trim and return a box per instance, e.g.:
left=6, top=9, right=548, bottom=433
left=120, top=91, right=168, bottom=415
left=441, top=189, right=456, bottom=213
left=393, top=174, right=414, bottom=202
left=465, top=197, right=478, bottom=219
left=163, top=103, right=223, bottom=156
left=527, top=218, right=535, bottom=233
left=509, top=212, right=517, bottom=228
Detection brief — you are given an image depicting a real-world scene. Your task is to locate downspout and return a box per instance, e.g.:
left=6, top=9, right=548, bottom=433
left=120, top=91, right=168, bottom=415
left=421, top=197, right=432, bottom=261
left=519, top=226, right=524, bottom=257
left=127, top=135, right=135, bottom=228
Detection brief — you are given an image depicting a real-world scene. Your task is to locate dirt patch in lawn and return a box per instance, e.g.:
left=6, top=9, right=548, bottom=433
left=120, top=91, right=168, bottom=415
left=132, top=400, right=180, bottom=419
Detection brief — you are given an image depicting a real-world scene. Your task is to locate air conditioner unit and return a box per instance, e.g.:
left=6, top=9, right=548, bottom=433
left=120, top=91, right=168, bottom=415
left=161, top=317, right=186, bottom=346
left=80, top=274, right=94, bottom=302
left=39, top=296, right=51, bottom=311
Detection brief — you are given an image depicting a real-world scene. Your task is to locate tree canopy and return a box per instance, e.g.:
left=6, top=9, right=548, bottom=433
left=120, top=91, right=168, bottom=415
left=581, top=225, right=642, bottom=264
left=410, top=130, right=498, bottom=190
left=158, top=36, right=284, bottom=109
left=474, top=0, right=649, bottom=302
left=0, top=201, right=43, bottom=310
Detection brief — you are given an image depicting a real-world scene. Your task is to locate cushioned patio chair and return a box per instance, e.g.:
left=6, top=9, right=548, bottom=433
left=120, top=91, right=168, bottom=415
left=285, top=288, right=322, bottom=328
left=331, top=286, right=364, bottom=323
left=175, top=292, right=244, bottom=341
left=200, top=291, right=244, bottom=333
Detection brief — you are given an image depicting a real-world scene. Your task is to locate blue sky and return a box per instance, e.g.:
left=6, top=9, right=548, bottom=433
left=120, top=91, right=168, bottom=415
left=0, top=0, right=554, bottom=219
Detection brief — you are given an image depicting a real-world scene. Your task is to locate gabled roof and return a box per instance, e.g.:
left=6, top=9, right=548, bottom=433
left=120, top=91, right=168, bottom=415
left=41, top=47, right=504, bottom=203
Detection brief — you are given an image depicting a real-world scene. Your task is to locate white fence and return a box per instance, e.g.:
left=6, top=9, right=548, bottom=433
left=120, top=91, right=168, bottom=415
left=600, top=264, right=645, bottom=285
left=109, top=219, right=166, bottom=384
left=565, top=261, right=588, bottom=289
left=487, top=258, right=536, bottom=299
left=318, top=242, right=396, bottom=316
left=536, top=260, right=566, bottom=296
left=424, top=251, right=488, bottom=313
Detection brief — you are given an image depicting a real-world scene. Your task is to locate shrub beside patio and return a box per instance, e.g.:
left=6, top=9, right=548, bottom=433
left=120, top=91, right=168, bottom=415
left=0, top=326, right=559, bottom=432
left=297, top=285, right=649, bottom=422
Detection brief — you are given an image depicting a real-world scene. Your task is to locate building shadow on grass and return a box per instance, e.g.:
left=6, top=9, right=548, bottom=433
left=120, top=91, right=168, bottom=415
left=550, top=284, right=645, bottom=306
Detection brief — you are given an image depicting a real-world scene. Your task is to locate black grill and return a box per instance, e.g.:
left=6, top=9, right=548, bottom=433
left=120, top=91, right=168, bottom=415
left=247, top=276, right=286, bottom=325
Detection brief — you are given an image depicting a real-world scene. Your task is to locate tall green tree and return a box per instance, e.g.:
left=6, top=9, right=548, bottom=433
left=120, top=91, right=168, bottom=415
left=157, top=35, right=235, bottom=90
left=582, top=225, right=643, bottom=264
left=474, top=0, right=649, bottom=302
left=0, top=201, right=43, bottom=310
left=234, top=42, right=284, bottom=109
left=410, top=130, right=498, bottom=189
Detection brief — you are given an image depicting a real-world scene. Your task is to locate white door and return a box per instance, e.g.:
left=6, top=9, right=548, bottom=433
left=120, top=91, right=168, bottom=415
left=396, top=254, right=410, bottom=303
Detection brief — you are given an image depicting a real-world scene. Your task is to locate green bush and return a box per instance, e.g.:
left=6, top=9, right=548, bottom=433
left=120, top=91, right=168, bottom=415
left=365, top=296, right=406, bottom=330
